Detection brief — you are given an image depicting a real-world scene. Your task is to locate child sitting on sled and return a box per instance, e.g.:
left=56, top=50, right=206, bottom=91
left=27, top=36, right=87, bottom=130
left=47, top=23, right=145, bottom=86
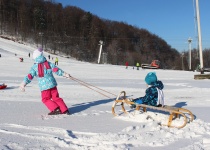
left=130, top=72, right=164, bottom=108
left=19, top=48, right=71, bottom=115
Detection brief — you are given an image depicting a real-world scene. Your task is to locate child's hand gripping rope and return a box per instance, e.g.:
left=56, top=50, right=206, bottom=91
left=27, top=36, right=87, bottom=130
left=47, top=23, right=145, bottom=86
left=19, top=82, right=26, bottom=92
left=63, top=72, right=71, bottom=78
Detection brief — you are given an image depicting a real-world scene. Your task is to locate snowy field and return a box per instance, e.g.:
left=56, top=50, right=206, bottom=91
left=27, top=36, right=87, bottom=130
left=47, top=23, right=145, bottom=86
left=0, top=37, right=210, bottom=150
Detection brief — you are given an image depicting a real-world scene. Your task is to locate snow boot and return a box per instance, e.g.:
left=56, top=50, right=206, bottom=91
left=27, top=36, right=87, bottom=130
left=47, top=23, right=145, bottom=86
left=130, top=104, right=136, bottom=109
left=128, top=99, right=136, bottom=109
left=156, top=104, right=162, bottom=107
left=62, top=110, right=70, bottom=115
left=48, top=108, right=61, bottom=115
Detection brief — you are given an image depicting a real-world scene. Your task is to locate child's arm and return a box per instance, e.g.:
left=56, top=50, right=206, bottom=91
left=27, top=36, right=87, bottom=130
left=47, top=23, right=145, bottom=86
left=141, top=87, right=157, bottom=105
left=49, top=62, right=64, bottom=76
left=49, top=62, right=71, bottom=77
left=23, top=67, right=37, bottom=85
left=20, top=67, right=36, bottom=92
left=132, top=88, right=157, bottom=105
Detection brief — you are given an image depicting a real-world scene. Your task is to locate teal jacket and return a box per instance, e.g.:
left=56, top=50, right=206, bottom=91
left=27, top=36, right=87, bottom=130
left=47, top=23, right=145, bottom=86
left=133, top=80, right=164, bottom=106
left=23, top=55, right=64, bottom=91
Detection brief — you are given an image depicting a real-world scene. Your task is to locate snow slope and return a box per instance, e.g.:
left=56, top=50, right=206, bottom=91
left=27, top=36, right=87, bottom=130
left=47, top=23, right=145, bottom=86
left=0, top=37, right=210, bottom=150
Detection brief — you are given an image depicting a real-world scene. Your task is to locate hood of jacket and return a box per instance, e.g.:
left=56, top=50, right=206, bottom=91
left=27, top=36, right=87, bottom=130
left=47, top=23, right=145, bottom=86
left=34, top=55, right=47, bottom=64
left=152, top=80, right=164, bottom=90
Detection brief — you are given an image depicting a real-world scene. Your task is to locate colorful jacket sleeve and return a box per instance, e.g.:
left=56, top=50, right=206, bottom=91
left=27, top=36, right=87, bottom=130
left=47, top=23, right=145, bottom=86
left=133, top=87, right=158, bottom=106
left=48, top=62, right=64, bottom=76
left=23, top=67, right=37, bottom=85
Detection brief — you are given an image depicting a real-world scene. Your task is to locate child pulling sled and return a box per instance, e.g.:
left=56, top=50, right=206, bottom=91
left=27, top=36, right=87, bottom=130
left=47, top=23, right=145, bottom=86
left=20, top=48, right=71, bottom=115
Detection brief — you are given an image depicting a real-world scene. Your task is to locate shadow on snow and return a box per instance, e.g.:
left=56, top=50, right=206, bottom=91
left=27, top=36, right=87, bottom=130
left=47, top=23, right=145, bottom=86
left=69, top=98, right=114, bottom=114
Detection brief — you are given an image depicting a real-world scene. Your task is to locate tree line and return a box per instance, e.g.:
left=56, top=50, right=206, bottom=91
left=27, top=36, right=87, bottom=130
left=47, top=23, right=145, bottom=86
left=1, top=0, right=210, bottom=70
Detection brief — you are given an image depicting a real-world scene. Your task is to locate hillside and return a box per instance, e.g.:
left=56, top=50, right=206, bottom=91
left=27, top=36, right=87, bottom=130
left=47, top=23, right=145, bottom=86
left=0, top=0, right=181, bottom=69
left=0, top=36, right=210, bottom=149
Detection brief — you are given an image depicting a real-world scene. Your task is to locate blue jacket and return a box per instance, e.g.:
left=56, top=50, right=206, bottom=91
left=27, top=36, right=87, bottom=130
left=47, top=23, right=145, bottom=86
left=23, top=55, right=64, bottom=91
left=134, top=80, right=164, bottom=106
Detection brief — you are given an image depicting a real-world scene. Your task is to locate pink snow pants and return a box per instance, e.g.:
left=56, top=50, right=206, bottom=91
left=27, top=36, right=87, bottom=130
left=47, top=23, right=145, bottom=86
left=41, top=86, right=68, bottom=113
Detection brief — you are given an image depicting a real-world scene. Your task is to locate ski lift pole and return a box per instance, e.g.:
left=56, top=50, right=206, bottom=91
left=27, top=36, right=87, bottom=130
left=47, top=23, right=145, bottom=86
left=188, top=37, right=192, bottom=70
left=97, top=40, right=103, bottom=64
left=195, top=0, right=204, bottom=71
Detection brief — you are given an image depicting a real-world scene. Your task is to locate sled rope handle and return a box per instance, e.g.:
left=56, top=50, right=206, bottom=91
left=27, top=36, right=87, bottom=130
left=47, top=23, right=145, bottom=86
left=69, top=76, right=117, bottom=98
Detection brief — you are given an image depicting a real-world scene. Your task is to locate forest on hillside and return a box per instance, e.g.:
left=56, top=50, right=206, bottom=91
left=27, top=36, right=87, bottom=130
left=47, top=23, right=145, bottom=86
left=1, top=0, right=210, bottom=70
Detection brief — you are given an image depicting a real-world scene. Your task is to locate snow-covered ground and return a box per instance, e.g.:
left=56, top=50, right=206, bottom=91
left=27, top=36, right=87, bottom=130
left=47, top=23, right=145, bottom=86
left=0, top=37, right=210, bottom=150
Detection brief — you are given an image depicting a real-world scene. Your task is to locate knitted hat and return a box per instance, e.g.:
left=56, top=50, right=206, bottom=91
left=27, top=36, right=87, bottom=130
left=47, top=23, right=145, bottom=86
left=33, top=48, right=43, bottom=60
left=145, top=72, right=157, bottom=85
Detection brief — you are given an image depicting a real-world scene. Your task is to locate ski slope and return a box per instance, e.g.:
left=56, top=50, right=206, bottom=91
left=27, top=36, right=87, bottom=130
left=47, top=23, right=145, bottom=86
left=0, top=37, right=210, bottom=150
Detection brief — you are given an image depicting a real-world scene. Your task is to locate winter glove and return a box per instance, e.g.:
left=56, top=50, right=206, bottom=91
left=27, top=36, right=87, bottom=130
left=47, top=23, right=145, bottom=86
left=135, top=98, right=143, bottom=104
left=63, top=72, right=71, bottom=78
left=19, top=82, right=26, bottom=92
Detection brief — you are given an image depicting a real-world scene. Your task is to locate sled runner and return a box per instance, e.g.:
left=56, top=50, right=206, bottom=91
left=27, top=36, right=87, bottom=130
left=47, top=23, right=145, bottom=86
left=0, top=84, right=7, bottom=90
left=112, top=91, right=194, bottom=129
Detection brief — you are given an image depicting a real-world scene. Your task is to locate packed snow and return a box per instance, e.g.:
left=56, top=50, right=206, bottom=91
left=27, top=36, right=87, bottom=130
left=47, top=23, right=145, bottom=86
left=0, top=37, right=210, bottom=150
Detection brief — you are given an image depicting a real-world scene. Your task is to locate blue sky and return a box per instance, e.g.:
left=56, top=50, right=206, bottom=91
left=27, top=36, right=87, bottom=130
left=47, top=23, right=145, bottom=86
left=55, top=0, right=210, bottom=52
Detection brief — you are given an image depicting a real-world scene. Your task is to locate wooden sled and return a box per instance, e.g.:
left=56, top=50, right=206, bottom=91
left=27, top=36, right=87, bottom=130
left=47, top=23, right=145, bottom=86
left=112, top=91, right=194, bottom=129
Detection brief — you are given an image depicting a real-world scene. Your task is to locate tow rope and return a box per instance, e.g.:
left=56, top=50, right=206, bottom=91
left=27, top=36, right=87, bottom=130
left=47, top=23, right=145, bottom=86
left=69, top=76, right=117, bottom=99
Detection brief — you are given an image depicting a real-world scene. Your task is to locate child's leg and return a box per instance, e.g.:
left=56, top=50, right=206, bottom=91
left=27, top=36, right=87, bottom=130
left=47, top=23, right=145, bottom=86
left=41, top=89, right=59, bottom=112
left=51, top=87, right=68, bottom=113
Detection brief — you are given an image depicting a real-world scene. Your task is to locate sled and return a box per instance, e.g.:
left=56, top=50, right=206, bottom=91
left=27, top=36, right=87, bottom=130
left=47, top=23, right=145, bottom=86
left=0, top=84, right=7, bottom=90
left=112, top=91, right=194, bottom=129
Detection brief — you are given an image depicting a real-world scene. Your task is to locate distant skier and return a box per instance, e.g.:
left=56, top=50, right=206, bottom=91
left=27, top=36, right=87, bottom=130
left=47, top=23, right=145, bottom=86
left=48, top=55, right=50, bottom=60
left=19, top=48, right=71, bottom=115
left=55, top=57, right=58, bottom=65
left=28, top=53, right=30, bottom=58
left=125, top=61, right=128, bottom=69
left=136, top=62, right=140, bottom=70
left=19, top=58, right=24, bottom=62
left=129, top=72, right=164, bottom=108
